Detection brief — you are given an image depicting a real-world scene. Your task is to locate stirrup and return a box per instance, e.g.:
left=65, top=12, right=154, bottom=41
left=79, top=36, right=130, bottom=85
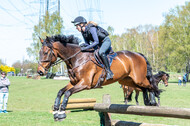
left=106, top=70, right=114, bottom=80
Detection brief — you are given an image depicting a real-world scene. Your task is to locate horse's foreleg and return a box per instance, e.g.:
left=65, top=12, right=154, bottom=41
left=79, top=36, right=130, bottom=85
left=53, top=83, right=73, bottom=121
left=58, top=80, right=87, bottom=121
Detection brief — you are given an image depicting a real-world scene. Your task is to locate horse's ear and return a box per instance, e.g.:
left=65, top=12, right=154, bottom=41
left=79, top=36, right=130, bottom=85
left=46, top=36, right=50, bottom=43
left=39, top=36, right=44, bottom=44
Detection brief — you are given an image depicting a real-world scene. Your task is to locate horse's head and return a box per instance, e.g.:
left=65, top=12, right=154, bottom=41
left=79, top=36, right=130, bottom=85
left=161, top=73, right=170, bottom=87
left=37, top=36, right=58, bottom=76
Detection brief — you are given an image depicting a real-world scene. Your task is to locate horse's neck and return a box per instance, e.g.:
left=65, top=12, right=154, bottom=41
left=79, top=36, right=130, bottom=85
left=55, top=42, right=90, bottom=68
left=154, top=75, right=162, bottom=85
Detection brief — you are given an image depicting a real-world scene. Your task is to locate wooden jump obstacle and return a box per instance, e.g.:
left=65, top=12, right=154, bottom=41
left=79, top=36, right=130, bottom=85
left=64, top=98, right=96, bottom=110
left=94, top=94, right=190, bottom=126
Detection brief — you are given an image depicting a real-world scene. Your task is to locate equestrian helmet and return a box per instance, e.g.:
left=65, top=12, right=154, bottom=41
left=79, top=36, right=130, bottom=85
left=71, top=16, right=87, bottom=26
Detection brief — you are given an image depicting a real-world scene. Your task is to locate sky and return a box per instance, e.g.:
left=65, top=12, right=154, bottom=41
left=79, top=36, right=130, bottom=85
left=0, top=0, right=188, bottom=66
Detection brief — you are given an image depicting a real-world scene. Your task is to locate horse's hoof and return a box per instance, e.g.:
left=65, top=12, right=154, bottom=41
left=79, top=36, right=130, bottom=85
left=54, top=118, right=59, bottom=122
left=58, top=118, right=66, bottom=122
left=53, top=111, right=58, bottom=121
left=150, top=102, right=157, bottom=106
left=58, top=111, right=66, bottom=121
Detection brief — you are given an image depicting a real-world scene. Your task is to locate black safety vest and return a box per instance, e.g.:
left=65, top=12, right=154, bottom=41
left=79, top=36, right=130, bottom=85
left=82, top=24, right=109, bottom=43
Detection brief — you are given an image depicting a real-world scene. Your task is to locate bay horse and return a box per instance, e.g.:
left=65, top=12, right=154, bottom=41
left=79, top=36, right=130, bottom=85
left=37, top=35, right=161, bottom=121
left=122, top=71, right=169, bottom=105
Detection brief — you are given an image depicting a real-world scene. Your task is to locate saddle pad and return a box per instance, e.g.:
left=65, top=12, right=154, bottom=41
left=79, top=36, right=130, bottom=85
left=94, top=52, right=117, bottom=68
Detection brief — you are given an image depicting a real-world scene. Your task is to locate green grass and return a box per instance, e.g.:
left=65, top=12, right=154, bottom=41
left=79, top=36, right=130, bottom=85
left=0, top=77, right=190, bottom=126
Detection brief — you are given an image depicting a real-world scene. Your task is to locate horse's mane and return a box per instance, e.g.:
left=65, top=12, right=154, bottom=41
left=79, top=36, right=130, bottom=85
left=155, top=71, right=170, bottom=78
left=45, top=34, right=80, bottom=45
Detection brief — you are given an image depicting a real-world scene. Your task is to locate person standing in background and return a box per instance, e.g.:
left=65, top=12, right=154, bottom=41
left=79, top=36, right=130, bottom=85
left=0, top=72, right=10, bottom=113
left=183, top=73, right=187, bottom=86
left=178, top=75, right=182, bottom=86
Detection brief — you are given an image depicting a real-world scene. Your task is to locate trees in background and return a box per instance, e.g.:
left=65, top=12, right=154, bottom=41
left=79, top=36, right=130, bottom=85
left=108, top=25, right=160, bottom=72
left=25, top=11, right=64, bottom=75
left=158, top=2, right=190, bottom=72
left=107, top=2, right=190, bottom=73
left=27, top=11, right=64, bottom=62
left=12, top=60, right=38, bottom=75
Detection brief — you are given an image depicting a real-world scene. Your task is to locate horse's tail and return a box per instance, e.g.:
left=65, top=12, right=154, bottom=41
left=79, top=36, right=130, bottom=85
left=138, top=53, right=161, bottom=97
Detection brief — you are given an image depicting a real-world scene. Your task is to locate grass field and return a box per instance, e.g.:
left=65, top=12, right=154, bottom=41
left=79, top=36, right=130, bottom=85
left=0, top=76, right=190, bottom=126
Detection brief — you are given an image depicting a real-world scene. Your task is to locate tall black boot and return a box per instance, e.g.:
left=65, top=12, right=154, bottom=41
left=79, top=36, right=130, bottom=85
left=100, top=53, right=114, bottom=80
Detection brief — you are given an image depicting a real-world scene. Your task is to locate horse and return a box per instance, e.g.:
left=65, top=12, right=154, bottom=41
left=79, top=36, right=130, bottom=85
left=122, top=71, right=169, bottom=106
left=37, top=35, right=161, bottom=121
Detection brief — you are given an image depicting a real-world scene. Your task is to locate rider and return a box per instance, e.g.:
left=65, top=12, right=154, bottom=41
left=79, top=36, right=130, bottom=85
left=71, top=16, right=114, bottom=80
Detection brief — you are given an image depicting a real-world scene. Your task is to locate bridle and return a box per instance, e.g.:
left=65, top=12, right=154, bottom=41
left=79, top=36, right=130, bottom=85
left=162, top=74, right=169, bottom=86
left=38, top=43, right=81, bottom=72
left=38, top=46, right=56, bottom=72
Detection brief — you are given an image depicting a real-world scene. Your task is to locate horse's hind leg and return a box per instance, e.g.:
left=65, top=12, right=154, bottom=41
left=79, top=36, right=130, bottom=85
left=135, top=78, right=157, bottom=106
left=141, top=88, right=150, bottom=106
left=149, top=92, right=157, bottom=106
left=53, top=83, right=73, bottom=121
left=141, top=79, right=157, bottom=106
left=157, top=96, right=160, bottom=106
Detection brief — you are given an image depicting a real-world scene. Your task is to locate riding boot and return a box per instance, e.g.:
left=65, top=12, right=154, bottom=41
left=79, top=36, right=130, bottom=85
left=100, top=53, right=114, bottom=80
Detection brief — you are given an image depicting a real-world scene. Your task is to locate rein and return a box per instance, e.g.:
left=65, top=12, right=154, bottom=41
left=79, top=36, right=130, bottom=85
left=51, top=50, right=81, bottom=67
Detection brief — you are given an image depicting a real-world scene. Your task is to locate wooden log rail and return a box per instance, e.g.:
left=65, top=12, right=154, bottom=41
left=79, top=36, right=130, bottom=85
left=94, top=94, right=190, bottom=126
left=94, top=103, right=190, bottom=119
left=66, top=98, right=96, bottom=110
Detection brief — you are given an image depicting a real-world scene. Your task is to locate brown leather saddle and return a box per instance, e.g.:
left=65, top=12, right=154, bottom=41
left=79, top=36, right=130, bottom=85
left=94, top=48, right=117, bottom=68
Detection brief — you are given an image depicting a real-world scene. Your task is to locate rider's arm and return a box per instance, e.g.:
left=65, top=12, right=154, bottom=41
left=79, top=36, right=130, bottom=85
left=83, top=27, right=99, bottom=49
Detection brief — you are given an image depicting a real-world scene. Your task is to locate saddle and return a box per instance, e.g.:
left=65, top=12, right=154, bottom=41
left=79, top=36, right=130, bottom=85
left=94, top=48, right=117, bottom=68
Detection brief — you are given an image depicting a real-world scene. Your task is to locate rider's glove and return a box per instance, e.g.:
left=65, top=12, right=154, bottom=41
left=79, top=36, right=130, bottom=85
left=81, top=47, right=88, bottom=51
left=80, top=43, right=89, bottom=47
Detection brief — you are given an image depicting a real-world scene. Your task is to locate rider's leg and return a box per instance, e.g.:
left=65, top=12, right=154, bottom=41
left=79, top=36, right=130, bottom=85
left=99, top=37, right=114, bottom=80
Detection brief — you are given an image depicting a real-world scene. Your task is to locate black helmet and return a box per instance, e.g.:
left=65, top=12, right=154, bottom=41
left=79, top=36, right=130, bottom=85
left=71, top=16, right=87, bottom=26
